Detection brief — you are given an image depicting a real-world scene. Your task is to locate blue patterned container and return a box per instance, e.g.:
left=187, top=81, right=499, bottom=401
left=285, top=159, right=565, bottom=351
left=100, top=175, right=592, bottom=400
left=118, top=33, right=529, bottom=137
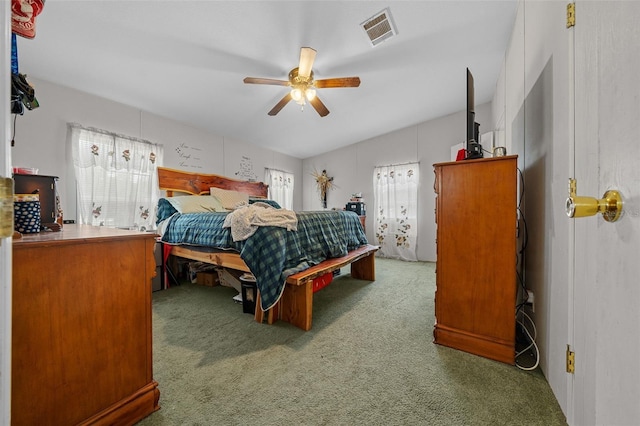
left=14, top=194, right=41, bottom=234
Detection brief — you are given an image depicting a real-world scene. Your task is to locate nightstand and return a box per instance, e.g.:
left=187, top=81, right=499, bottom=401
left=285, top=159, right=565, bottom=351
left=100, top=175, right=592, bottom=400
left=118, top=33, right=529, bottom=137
left=13, top=173, right=60, bottom=230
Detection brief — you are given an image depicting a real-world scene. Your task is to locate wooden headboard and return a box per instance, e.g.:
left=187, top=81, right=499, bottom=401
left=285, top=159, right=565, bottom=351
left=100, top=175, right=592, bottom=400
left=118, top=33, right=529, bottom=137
left=157, top=167, right=269, bottom=198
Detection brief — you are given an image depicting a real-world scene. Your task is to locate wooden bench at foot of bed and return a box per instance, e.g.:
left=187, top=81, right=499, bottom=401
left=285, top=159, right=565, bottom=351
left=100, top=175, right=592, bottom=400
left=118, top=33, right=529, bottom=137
left=255, top=244, right=379, bottom=331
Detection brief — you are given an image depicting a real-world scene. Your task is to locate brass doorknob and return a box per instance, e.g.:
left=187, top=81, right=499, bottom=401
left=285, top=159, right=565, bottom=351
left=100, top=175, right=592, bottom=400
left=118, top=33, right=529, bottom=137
left=566, top=178, right=623, bottom=222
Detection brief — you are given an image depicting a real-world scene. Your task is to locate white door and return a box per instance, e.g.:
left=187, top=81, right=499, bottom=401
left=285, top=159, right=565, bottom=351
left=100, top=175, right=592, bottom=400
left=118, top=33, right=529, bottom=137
left=571, top=2, right=640, bottom=425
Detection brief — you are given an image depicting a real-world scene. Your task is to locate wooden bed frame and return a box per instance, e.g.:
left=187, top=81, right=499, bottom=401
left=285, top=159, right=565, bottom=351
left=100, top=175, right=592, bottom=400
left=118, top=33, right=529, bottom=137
left=157, top=166, right=378, bottom=331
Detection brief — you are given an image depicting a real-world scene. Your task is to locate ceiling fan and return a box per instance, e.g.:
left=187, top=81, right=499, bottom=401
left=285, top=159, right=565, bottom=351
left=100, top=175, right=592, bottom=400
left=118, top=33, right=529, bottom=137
left=243, top=47, right=361, bottom=117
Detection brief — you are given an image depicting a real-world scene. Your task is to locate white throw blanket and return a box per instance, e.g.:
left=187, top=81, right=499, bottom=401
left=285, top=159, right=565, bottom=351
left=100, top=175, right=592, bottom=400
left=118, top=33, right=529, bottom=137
left=222, top=202, right=298, bottom=242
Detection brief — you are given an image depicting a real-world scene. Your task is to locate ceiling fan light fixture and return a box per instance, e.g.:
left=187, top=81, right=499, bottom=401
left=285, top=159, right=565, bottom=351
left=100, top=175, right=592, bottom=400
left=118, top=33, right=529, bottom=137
left=291, top=87, right=303, bottom=102
left=305, top=87, right=316, bottom=101
left=291, top=85, right=316, bottom=106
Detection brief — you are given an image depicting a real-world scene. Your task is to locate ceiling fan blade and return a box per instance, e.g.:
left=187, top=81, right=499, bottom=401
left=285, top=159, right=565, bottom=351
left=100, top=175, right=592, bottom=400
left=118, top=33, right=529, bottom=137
left=309, top=96, right=330, bottom=117
left=268, top=93, right=293, bottom=116
left=315, top=77, right=361, bottom=89
left=244, top=77, right=290, bottom=86
left=298, top=47, right=317, bottom=78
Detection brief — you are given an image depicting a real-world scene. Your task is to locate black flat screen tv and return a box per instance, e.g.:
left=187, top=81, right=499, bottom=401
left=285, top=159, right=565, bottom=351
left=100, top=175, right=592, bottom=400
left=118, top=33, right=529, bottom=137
left=466, top=68, right=483, bottom=159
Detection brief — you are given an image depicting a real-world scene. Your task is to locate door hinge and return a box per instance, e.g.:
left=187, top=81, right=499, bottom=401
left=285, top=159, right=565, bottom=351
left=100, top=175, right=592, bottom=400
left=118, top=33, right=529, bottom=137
left=567, top=3, right=576, bottom=28
left=566, top=344, right=575, bottom=373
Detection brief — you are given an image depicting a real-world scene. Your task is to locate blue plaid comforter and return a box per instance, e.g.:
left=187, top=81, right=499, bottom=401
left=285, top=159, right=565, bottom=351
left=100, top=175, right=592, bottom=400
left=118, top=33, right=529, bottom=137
left=157, top=199, right=368, bottom=310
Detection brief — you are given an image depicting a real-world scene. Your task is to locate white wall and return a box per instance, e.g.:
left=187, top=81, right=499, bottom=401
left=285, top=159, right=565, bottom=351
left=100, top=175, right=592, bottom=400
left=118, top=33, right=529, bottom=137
left=492, top=0, right=574, bottom=421
left=13, top=76, right=492, bottom=255
left=302, top=102, right=493, bottom=262
left=11, top=78, right=304, bottom=219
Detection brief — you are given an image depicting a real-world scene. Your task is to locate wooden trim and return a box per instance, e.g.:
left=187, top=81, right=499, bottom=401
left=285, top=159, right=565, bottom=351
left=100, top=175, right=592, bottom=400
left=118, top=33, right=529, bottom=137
left=434, top=325, right=515, bottom=365
left=170, top=246, right=251, bottom=272
left=157, top=166, right=268, bottom=197
left=286, top=244, right=378, bottom=285
left=78, top=381, right=160, bottom=426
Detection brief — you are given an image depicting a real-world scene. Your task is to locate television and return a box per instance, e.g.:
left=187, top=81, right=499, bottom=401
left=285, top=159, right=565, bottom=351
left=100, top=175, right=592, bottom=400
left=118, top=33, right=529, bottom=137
left=466, top=68, right=483, bottom=159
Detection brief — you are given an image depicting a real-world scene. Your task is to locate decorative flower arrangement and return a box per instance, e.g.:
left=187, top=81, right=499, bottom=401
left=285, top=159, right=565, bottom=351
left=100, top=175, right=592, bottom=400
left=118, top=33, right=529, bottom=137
left=139, top=206, right=150, bottom=220
left=395, top=206, right=411, bottom=248
left=376, top=207, right=388, bottom=245
left=92, top=203, right=102, bottom=219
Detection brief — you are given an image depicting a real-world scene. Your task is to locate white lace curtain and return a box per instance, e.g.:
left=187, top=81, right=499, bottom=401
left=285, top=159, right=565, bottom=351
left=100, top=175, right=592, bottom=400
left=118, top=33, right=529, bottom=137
left=373, top=162, right=420, bottom=261
left=70, top=124, right=164, bottom=231
left=265, top=168, right=294, bottom=210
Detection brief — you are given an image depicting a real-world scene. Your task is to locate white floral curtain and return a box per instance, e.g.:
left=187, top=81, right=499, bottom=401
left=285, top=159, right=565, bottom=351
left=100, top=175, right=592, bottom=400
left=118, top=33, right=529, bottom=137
left=373, top=162, right=420, bottom=261
left=265, top=168, right=294, bottom=210
left=70, top=124, right=164, bottom=231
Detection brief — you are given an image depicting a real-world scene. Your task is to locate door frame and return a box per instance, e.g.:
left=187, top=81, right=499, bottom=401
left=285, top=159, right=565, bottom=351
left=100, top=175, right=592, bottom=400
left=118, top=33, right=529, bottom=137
left=1, top=2, right=14, bottom=424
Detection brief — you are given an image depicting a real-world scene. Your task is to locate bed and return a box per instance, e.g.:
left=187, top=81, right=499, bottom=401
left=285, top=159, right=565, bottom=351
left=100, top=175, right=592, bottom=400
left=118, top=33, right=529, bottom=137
left=156, top=166, right=378, bottom=330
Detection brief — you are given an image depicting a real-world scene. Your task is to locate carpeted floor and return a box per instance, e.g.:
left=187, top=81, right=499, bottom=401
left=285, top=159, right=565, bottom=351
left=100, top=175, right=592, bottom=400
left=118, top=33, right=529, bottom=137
left=138, top=257, right=566, bottom=426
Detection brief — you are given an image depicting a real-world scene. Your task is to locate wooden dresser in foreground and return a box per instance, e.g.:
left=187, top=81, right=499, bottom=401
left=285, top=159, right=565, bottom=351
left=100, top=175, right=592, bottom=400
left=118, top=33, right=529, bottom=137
left=12, top=225, right=159, bottom=425
left=433, top=155, right=517, bottom=365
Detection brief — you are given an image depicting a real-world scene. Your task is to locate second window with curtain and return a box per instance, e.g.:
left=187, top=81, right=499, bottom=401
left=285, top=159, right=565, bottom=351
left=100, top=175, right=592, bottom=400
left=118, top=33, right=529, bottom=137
left=264, top=168, right=294, bottom=210
left=373, top=162, right=419, bottom=261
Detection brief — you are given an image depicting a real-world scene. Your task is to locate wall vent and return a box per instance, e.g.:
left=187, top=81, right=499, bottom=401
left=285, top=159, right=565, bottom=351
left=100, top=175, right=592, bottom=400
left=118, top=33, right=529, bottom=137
left=361, top=8, right=397, bottom=47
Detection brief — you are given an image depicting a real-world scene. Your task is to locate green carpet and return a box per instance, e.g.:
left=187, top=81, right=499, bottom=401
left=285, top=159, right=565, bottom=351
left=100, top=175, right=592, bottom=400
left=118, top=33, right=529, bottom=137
left=138, top=258, right=566, bottom=426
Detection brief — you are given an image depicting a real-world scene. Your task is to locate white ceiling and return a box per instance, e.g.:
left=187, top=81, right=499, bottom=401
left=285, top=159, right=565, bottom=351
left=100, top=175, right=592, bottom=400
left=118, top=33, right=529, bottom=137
left=17, top=1, right=518, bottom=159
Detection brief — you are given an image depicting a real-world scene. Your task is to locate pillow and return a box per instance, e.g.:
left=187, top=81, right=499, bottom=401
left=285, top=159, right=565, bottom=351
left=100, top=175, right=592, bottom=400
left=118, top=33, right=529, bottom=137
left=166, top=195, right=227, bottom=214
left=156, top=198, right=178, bottom=223
left=250, top=198, right=281, bottom=209
left=210, top=187, right=249, bottom=210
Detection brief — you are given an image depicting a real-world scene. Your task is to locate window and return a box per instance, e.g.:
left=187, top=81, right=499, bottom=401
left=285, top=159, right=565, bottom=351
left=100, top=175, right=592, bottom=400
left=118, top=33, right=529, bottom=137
left=70, top=124, right=163, bottom=230
left=373, top=162, right=419, bottom=260
left=264, top=168, right=294, bottom=210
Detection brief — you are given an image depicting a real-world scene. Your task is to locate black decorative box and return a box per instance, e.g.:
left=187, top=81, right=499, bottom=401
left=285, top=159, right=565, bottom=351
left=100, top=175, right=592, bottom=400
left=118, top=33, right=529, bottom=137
left=346, top=202, right=366, bottom=216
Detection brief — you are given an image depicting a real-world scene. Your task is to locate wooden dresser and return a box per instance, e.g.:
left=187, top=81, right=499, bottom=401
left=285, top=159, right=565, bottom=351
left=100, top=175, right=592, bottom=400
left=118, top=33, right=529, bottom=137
left=12, top=225, right=159, bottom=425
left=433, top=156, right=517, bottom=364
left=358, top=215, right=366, bottom=233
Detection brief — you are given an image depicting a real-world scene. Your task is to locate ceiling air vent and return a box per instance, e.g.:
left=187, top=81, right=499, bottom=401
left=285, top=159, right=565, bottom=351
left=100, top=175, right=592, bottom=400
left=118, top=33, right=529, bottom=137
left=361, top=8, right=397, bottom=47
